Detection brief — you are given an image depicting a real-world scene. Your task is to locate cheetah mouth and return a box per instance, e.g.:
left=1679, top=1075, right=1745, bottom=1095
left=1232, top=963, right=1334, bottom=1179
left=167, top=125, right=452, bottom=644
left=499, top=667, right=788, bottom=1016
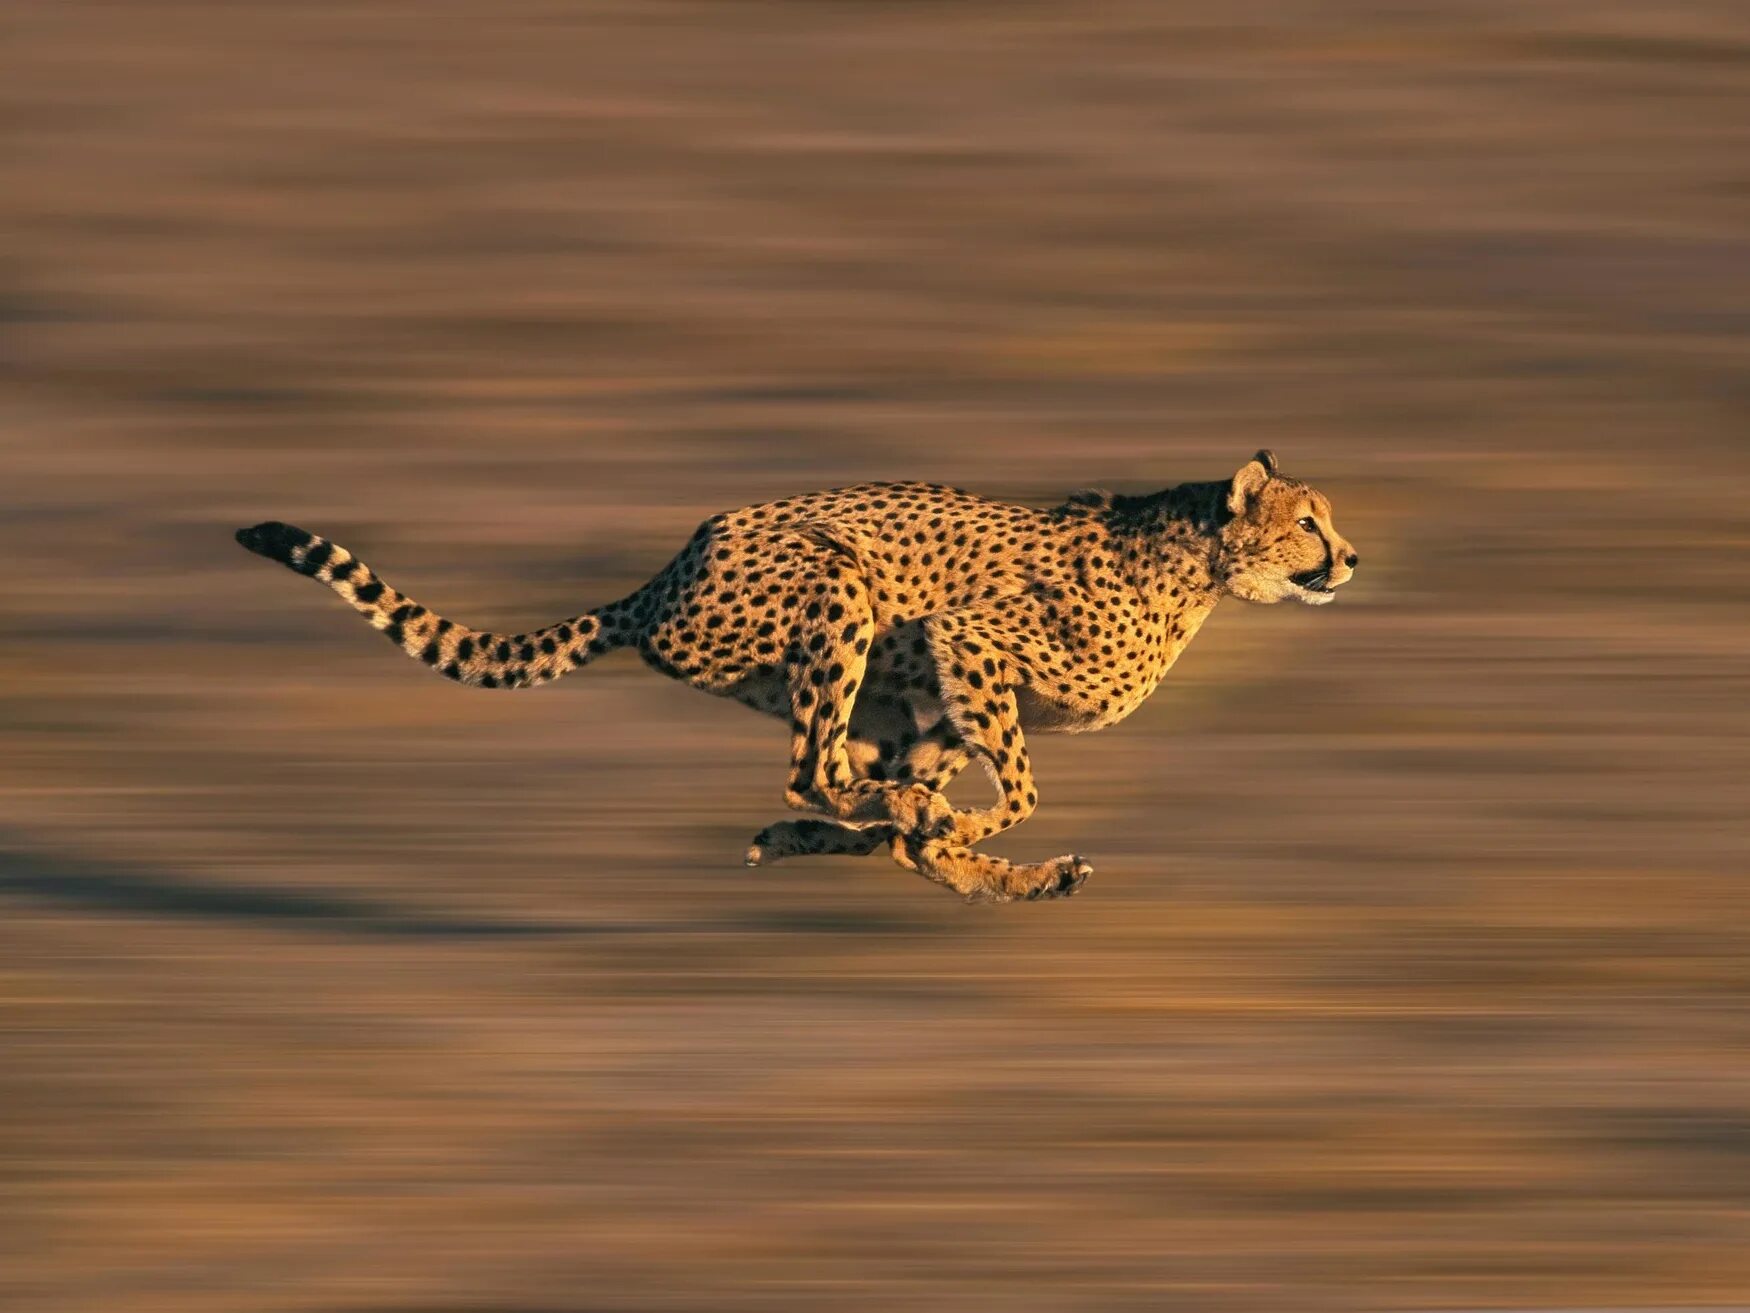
left=1289, top=569, right=1337, bottom=602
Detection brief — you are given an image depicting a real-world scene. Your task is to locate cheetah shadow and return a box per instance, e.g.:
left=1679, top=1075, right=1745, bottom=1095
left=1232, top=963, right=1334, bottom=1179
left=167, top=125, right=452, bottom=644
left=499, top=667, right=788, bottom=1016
left=0, top=837, right=610, bottom=941
left=0, top=835, right=935, bottom=940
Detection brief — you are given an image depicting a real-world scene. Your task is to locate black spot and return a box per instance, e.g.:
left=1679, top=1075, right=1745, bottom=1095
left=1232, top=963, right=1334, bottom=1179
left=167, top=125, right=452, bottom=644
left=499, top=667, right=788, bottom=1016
left=300, top=539, right=333, bottom=575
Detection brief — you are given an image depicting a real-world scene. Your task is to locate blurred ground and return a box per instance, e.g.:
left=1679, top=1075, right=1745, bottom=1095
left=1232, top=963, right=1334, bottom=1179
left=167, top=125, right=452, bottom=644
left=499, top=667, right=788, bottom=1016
left=3, top=3, right=1749, bottom=1310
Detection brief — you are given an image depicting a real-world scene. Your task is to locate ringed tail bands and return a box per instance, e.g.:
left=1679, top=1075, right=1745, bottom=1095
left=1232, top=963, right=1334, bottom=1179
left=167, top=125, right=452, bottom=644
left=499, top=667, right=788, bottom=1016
left=235, top=521, right=629, bottom=688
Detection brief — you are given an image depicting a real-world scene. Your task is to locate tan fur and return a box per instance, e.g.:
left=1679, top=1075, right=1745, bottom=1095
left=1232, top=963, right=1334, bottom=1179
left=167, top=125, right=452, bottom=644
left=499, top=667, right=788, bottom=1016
left=238, top=450, right=1357, bottom=902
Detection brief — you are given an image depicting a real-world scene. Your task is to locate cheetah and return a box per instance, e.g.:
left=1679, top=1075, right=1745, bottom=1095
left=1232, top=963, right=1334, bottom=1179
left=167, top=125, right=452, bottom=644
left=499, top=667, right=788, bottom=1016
left=236, top=450, right=1357, bottom=902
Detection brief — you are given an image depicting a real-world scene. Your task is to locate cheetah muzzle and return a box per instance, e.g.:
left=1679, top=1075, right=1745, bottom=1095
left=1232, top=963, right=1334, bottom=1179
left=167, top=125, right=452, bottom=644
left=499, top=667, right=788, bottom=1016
left=238, top=450, right=1356, bottom=903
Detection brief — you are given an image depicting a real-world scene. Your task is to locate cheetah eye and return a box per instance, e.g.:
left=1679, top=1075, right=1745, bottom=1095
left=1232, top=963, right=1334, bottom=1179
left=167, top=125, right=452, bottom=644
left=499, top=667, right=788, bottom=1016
left=1296, top=516, right=1318, bottom=532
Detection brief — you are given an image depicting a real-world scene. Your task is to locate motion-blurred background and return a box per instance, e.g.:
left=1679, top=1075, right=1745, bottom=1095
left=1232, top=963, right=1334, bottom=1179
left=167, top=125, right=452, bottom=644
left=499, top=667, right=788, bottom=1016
left=4, top=4, right=1748, bottom=1310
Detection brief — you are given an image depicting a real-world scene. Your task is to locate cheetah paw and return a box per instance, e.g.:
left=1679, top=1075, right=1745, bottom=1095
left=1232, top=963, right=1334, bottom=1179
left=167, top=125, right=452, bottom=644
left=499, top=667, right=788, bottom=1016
left=956, top=856, right=1092, bottom=904
left=1023, top=855, right=1092, bottom=901
left=883, top=784, right=955, bottom=840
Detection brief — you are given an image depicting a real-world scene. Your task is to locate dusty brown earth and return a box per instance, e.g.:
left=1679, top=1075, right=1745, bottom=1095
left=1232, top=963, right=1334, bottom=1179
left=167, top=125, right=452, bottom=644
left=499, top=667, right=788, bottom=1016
left=3, top=3, right=1749, bottom=1310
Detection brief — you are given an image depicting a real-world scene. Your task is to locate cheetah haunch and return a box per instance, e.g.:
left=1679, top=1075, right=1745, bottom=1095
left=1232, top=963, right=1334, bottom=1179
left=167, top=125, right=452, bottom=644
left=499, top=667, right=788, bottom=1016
left=237, top=450, right=1357, bottom=902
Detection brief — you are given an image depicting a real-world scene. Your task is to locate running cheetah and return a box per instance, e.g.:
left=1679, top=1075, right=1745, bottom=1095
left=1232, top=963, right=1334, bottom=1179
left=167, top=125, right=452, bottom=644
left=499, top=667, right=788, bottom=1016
left=236, top=450, right=1357, bottom=902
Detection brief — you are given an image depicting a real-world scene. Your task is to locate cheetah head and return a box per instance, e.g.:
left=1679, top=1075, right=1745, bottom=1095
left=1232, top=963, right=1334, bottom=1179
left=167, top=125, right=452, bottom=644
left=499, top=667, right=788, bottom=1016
left=1216, top=450, right=1358, bottom=606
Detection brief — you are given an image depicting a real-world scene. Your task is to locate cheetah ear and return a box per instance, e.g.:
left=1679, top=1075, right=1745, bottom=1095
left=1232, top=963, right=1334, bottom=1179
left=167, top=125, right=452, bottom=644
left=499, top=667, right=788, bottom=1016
left=1226, top=453, right=1274, bottom=515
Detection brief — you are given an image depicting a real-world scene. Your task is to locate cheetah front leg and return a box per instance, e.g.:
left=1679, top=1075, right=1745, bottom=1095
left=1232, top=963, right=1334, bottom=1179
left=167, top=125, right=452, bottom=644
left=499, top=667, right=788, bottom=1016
left=887, top=833, right=1092, bottom=903
left=764, top=607, right=1092, bottom=901
left=886, top=612, right=1091, bottom=902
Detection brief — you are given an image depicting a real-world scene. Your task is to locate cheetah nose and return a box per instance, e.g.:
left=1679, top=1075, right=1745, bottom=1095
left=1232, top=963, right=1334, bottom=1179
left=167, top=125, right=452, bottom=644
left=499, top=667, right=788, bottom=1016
left=1344, top=552, right=1359, bottom=569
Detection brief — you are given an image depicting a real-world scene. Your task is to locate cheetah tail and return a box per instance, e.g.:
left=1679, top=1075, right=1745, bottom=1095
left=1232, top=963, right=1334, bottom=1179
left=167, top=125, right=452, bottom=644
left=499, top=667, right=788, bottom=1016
left=235, top=521, right=629, bottom=689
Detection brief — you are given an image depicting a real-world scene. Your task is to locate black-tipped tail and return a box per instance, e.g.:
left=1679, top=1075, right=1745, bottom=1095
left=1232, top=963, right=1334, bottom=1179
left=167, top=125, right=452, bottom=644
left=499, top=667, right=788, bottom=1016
left=235, top=520, right=631, bottom=689
left=236, top=521, right=318, bottom=571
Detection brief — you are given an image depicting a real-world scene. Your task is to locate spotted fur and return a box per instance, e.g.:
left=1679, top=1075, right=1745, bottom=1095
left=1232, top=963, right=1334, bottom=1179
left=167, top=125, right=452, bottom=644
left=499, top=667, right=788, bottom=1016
left=237, top=450, right=1357, bottom=902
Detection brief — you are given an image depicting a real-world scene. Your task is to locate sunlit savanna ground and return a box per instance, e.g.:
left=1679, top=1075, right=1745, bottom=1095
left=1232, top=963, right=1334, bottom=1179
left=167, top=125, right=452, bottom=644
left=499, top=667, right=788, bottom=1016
left=3, top=4, right=1748, bottom=1310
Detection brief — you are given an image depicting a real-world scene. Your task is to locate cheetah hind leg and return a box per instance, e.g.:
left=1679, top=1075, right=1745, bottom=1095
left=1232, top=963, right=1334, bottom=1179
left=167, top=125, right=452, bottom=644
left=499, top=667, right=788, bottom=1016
left=746, top=713, right=975, bottom=867
left=744, top=818, right=894, bottom=867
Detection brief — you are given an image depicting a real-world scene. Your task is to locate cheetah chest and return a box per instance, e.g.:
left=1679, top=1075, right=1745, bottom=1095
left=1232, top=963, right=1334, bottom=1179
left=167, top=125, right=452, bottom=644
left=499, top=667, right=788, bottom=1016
left=1018, top=599, right=1213, bottom=734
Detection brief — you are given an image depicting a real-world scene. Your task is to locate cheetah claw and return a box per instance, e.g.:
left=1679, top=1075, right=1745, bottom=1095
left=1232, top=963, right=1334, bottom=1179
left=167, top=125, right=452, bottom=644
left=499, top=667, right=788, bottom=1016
left=1025, top=856, right=1092, bottom=901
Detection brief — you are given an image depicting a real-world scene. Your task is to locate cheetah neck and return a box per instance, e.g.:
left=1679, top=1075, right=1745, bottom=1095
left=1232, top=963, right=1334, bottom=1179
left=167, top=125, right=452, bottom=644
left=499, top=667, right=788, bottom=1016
left=1103, top=480, right=1226, bottom=609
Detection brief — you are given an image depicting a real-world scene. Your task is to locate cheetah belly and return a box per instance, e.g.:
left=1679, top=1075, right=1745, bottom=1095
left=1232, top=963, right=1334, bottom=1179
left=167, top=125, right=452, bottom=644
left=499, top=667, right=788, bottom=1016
left=1014, top=658, right=1171, bottom=735
left=1014, top=687, right=1099, bottom=733
left=722, top=667, right=789, bottom=716
left=1013, top=685, right=1137, bottom=734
